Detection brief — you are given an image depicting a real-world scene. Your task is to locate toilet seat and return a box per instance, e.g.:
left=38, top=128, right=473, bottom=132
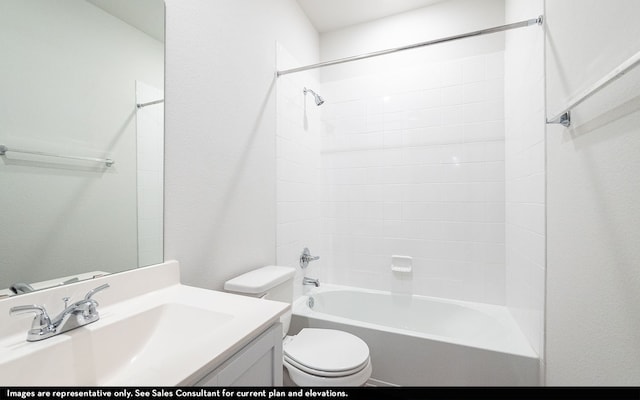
left=284, top=356, right=372, bottom=387
left=283, top=328, right=371, bottom=384
left=284, top=354, right=368, bottom=377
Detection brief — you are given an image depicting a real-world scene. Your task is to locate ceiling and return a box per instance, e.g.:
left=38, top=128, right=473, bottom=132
left=86, top=0, right=164, bottom=42
left=296, top=0, right=446, bottom=33
left=86, top=0, right=443, bottom=40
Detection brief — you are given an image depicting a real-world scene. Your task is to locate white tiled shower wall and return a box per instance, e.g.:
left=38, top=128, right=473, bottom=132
left=504, top=0, right=545, bottom=359
left=320, top=52, right=507, bottom=304
left=276, top=44, right=325, bottom=299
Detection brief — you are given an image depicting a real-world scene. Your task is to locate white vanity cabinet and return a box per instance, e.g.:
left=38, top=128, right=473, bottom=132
left=194, top=323, right=283, bottom=386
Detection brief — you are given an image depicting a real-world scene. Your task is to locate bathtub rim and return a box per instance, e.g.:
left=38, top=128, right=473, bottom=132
left=294, top=283, right=539, bottom=360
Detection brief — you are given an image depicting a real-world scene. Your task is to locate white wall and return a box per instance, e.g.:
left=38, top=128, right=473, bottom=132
left=315, top=0, right=507, bottom=304
left=163, top=0, right=319, bottom=290
left=545, top=0, right=640, bottom=385
left=504, top=0, right=546, bottom=360
left=0, top=1, right=163, bottom=287
left=136, top=81, right=165, bottom=267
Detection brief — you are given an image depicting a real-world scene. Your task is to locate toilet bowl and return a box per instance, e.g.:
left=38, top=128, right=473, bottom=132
left=282, top=328, right=372, bottom=386
left=224, top=266, right=372, bottom=386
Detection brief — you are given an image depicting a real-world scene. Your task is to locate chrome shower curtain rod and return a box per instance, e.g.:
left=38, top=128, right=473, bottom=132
left=546, top=48, right=640, bottom=127
left=276, top=16, right=543, bottom=77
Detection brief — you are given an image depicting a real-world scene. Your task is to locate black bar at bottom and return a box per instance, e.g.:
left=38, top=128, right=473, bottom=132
left=1, top=387, right=639, bottom=400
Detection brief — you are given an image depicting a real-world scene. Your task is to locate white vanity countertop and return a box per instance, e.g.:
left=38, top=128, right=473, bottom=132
left=0, top=260, right=289, bottom=386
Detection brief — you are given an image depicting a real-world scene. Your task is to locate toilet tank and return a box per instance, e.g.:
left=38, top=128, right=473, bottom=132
left=224, top=266, right=296, bottom=336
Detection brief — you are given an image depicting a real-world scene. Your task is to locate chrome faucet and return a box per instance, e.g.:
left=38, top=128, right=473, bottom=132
left=303, top=277, right=320, bottom=287
left=10, top=283, right=110, bottom=341
left=10, top=282, right=35, bottom=295
left=299, top=247, right=320, bottom=269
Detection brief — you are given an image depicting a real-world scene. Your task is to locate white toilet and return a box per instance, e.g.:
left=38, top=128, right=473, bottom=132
left=224, top=265, right=372, bottom=386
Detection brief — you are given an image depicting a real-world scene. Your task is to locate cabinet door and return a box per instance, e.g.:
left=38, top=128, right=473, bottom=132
left=196, top=323, right=283, bottom=387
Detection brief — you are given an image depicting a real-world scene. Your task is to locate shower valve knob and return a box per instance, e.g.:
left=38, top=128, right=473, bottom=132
left=300, top=247, right=320, bottom=269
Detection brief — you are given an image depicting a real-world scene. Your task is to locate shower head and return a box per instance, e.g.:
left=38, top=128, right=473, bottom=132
left=303, top=87, right=324, bottom=106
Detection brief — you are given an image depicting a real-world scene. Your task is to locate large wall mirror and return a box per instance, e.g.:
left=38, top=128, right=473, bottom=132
left=0, top=0, right=165, bottom=297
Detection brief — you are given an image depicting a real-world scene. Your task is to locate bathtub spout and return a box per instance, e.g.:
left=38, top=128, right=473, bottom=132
left=303, top=277, right=320, bottom=287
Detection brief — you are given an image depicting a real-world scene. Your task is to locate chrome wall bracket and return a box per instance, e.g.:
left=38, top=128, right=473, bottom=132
left=547, top=111, right=571, bottom=128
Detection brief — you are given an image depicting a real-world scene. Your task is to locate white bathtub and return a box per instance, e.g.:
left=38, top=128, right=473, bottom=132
left=289, top=284, right=539, bottom=386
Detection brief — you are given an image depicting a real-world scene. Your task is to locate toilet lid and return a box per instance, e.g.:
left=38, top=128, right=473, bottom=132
left=283, top=329, right=370, bottom=374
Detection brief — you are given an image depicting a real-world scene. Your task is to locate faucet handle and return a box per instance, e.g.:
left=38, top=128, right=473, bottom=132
left=300, top=248, right=320, bottom=268
left=9, top=282, right=35, bottom=295
left=10, top=305, right=52, bottom=329
left=77, top=283, right=109, bottom=319
left=83, top=283, right=110, bottom=301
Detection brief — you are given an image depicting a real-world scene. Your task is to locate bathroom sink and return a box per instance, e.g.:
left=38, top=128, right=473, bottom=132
left=0, top=302, right=233, bottom=385
left=0, top=280, right=288, bottom=386
left=92, top=303, right=234, bottom=385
